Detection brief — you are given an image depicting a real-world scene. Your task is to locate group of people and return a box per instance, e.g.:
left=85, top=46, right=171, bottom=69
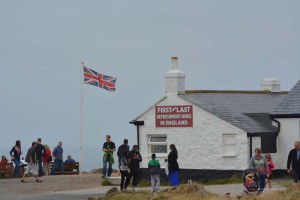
left=249, top=148, right=274, bottom=192
left=249, top=141, right=300, bottom=193
left=102, top=135, right=179, bottom=192
left=0, top=139, right=76, bottom=182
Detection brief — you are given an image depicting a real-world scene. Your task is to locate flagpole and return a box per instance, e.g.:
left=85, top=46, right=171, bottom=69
left=80, top=61, right=84, bottom=175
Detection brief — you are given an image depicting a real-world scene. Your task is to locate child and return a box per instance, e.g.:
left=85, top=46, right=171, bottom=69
left=265, top=153, right=275, bottom=190
left=148, top=153, right=161, bottom=193
left=245, top=171, right=256, bottom=188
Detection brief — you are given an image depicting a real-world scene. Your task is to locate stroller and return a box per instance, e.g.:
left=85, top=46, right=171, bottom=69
left=242, top=169, right=260, bottom=195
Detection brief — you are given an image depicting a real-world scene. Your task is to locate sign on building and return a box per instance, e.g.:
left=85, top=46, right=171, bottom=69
left=155, top=105, right=193, bottom=127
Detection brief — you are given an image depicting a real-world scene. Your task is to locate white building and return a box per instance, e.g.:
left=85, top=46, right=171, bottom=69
left=130, top=57, right=300, bottom=180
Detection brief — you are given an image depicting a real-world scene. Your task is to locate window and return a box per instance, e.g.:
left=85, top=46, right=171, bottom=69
left=261, top=133, right=277, bottom=153
left=223, top=134, right=237, bottom=156
left=148, top=135, right=167, bottom=155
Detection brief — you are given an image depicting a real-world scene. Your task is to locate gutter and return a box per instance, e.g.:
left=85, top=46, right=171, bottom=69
left=129, top=120, right=144, bottom=152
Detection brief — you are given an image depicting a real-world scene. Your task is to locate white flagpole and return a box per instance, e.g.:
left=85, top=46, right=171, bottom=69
left=80, top=61, right=84, bottom=175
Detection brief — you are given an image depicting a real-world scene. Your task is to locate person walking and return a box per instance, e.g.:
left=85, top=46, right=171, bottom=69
left=249, top=148, right=269, bottom=192
left=10, top=140, right=22, bottom=178
left=50, top=142, right=64, bottom=175
left=166, top=144, right=179, bottom=186
left=125, top=145, right=142, bottom=191
left=102, top=135, right=115, bottom=178
left=20, top=141, right=42, bottom=183
left=43, top=144, right=52, bottom=176
left=265, top=153, right=274, bottom=190
left=287, top=141, right=300, bottom=190
left=148, top=153, right=161, bottom=193
left=36, top=138, right=45, bottom=177
left=119, top=150, right=129, bottom=191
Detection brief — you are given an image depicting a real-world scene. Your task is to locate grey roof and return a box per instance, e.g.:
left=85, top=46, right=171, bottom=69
left=272, top=80, right=300, bottom=115
left=179, top=91, right=287, bottom=134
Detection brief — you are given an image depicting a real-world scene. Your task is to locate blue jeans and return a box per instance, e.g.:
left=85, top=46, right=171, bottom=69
left=13, top=159, right=20, bottom=178
left=259, top=174, right=266, bottom=192
left=102, top=160, right=112, bottom=177
left=38, top=160, right=43, bottom=177
left=50, top=159, right=64, bottom=175
left=151, top=175, right=160, bottom=192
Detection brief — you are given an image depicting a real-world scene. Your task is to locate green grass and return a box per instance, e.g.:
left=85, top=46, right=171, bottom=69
left=101, top=179, right=113, bottom=186
left=200, top=175, right=241, bottom=185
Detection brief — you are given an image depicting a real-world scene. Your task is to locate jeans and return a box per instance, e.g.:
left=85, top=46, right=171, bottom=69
left=50, top=159, right=64, bottom=175
left=258, top=174, right=266, bottom=192
left=102, top=160, right=112, bottom=177
left=38, top=160, right=43, bottom=177
left=151, top=175, right=160, bottom=192
left=13, top=159, right=20, bottom=178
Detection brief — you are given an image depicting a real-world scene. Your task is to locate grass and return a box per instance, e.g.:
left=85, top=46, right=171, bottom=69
left=90, top=185, right=300, bottom=200
left=101, top=179, right=113, bottom=186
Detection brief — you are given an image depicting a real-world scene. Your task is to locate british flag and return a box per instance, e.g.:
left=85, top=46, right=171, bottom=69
left=83, top=66, right=116, bottom=92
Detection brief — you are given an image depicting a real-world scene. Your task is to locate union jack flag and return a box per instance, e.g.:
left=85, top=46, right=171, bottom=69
left=83, top=66, right=116, bottom=92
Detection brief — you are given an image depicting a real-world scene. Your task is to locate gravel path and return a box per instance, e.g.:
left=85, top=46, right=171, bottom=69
left=0, top=174, right=113, bottom=200
left=204, top=179, right=287, bottom=197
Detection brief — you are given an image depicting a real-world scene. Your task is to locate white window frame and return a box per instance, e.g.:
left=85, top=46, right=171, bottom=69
left=222, top=133, right=237, bottom=157
left=147, top=135, right=167, bottom=157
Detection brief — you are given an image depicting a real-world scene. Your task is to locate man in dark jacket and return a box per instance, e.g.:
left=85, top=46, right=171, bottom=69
left=287, top=141, right=300, bottom=190
left=117, top=139, right=129, bottom=167
left=125, top=145, right=142, bottom=191
left=148, top=153, right=160, bottom=192
left=36, top=138, right=45, bottom=177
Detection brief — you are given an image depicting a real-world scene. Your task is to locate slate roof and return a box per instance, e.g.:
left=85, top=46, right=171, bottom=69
left=272, top=80, right=300, bottom=116
left=178, top=91, right=287, bottom=134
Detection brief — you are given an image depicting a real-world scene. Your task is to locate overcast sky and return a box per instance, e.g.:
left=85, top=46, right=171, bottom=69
left=1, top=1, right=299, bottom=170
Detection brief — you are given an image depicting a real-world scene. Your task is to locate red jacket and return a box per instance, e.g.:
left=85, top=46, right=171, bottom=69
left=267, top=161, right=275, bottom=174
left=43, top=149, right=52, bottom=163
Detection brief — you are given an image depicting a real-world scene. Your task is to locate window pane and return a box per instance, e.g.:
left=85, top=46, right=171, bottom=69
left=151, top=144, right=167, bottom=153
left=150, top=136, right=167, bottom=142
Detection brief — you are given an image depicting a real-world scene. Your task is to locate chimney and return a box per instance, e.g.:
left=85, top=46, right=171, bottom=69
left=165, top=57, right=185, bottom=95
left=260, top=78, right=281, bottom=93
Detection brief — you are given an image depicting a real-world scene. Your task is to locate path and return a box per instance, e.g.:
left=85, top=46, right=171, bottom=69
left=0, top=175, right=289, bottom=200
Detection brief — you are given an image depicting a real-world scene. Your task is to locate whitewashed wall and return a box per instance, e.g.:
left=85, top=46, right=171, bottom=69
left=136, top=95, right=249, bottom=170
left=272, top=118, right=300, bottom=169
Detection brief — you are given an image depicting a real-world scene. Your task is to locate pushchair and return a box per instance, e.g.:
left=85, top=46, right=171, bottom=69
left=242, top=169, right=260, bottom=195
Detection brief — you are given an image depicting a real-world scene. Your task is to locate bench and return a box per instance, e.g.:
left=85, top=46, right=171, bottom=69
left=50, top=162, right=79, bottom=175
left=0, top=163, right=13, bottom=178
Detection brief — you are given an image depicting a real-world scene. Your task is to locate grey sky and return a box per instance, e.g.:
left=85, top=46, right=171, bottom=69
left=1, top=1, right=299, bottom=170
